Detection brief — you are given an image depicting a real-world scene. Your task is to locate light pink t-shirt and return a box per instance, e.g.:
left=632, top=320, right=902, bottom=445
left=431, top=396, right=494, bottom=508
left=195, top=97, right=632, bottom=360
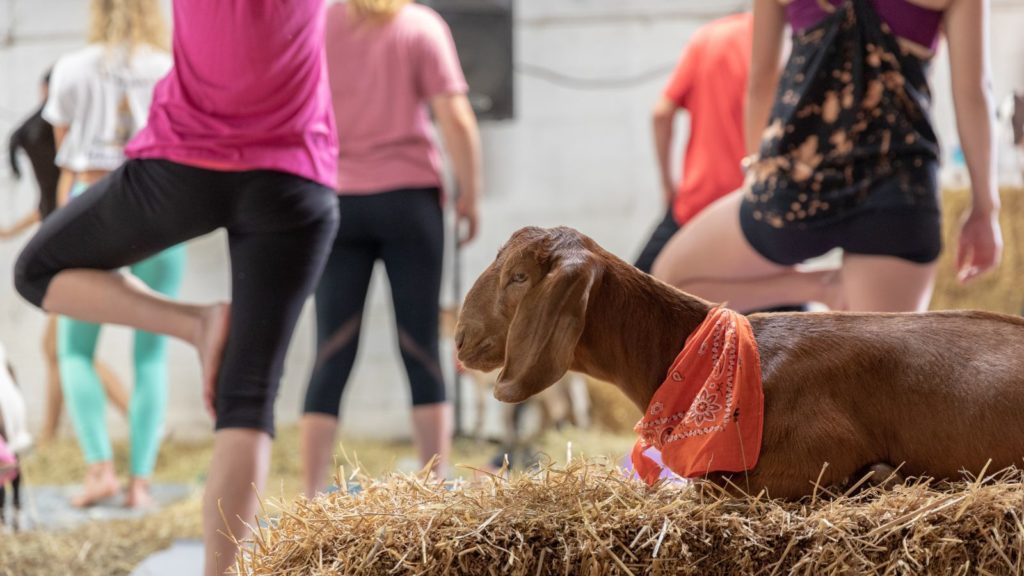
left=326, top=3, right=468, bottom=195
left=125, top=0, right=338, bottom=189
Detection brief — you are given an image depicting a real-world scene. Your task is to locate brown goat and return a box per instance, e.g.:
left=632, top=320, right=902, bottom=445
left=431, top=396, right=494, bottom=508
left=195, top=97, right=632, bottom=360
left=441, top=306, right=590, bottom=452
left=455, top=226, right=1024, bottom=498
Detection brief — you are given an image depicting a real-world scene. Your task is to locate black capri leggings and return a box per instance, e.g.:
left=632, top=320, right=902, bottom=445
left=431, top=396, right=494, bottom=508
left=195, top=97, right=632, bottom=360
left=14, top=159, right=339, bottom=435
left=304, top=187, right=446, bottom=416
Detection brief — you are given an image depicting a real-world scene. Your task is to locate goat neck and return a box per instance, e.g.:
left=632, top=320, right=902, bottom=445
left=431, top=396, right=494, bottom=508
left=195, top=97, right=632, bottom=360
left=573, top=255, right=712, bottom=411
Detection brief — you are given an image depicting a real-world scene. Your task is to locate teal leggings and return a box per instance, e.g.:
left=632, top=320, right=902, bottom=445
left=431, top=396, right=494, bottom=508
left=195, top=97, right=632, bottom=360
left=58, top=244, right=186, bottom=477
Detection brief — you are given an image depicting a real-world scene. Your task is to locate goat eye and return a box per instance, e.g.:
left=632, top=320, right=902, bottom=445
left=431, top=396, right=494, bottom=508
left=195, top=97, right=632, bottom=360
left=511, top=272, right=528, bottom=284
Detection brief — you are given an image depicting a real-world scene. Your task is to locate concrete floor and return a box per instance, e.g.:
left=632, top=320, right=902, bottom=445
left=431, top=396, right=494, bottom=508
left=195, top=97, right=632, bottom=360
left=131, top=539, right=204, bottom=576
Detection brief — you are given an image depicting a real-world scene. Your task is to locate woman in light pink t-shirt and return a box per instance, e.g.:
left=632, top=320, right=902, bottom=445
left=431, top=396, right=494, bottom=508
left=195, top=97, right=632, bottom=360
left=300, top=0, right=482, bottom=497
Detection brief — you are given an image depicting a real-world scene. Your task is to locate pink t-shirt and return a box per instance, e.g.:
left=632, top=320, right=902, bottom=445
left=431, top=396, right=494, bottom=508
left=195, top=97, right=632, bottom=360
left=125, top=0, right=338, bottom=189
left=326, top=3, right=468, bottom=194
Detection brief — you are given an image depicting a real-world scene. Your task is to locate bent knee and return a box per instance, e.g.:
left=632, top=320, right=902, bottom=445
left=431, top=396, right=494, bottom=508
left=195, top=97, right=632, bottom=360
left=13, top=247, right=50, bottom=309
left=215, top=390, right=276, bottom=436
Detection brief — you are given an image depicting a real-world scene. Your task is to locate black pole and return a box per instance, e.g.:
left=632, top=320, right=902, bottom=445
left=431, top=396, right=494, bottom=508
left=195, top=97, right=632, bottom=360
left=451, top=186, right=464, bottom=437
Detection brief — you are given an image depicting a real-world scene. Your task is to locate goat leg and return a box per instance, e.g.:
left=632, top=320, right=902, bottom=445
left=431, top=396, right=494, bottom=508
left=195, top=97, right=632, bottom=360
left=863, top=463, right=904, bottom=491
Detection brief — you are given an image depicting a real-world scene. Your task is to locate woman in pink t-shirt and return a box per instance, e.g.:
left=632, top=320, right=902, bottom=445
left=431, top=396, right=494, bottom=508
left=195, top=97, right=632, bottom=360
left=15, top=1, right=339, bottom=573
left=300, top=0, right=482, bottom=497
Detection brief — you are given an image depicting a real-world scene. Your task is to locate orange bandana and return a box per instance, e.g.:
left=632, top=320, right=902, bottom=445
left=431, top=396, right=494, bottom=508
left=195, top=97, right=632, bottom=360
left=632, top=307, right=764, bottom=485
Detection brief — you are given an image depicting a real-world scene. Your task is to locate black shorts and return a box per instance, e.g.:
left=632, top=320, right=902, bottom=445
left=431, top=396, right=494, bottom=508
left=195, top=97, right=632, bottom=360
left=740, top=163, right=942, bottom=266
left=15, top=159, right=340, bottom=435
left=740, top=203, right=942, bottom=266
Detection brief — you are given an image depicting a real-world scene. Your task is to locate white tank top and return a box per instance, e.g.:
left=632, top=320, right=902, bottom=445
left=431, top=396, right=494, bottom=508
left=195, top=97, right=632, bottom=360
left=0, top=344, right=31, bottom=455
left=43, top=43, right=171, bottom=172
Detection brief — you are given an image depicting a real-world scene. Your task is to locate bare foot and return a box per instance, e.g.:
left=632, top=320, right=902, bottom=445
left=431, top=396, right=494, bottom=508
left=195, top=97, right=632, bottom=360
left=195, top=303, right=231, bottom=419
left=72, top=464, right=120, bottom=508
left=125, top=478, right=156, bottom=509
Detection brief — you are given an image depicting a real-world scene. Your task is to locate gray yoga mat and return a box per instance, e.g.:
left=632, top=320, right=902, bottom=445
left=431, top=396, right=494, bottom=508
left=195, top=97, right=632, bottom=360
left=8, top=482, right=193, bottom=531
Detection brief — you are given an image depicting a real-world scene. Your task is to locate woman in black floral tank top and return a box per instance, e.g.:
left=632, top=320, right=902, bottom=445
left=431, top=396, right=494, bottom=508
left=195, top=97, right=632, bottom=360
left=651, top=0, right=1001, bottom=313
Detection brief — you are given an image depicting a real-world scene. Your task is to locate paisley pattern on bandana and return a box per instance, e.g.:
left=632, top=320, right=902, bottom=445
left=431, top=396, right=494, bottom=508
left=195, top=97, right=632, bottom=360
left=632, top=307, right=764, bottom=485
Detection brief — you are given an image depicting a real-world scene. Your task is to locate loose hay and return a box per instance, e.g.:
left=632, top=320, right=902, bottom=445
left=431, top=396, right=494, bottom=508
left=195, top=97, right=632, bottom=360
left=237, top=458, right=1024, bottom=576
left=2, top=427, right=635, bottom=575
left=0, top=496, right=203, bottom=576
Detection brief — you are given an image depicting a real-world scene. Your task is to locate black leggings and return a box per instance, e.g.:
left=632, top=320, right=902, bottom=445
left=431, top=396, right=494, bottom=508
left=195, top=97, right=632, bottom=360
left=304, top=187, right=446, bottom=416
left=14, top=159, right=339, bottom=435
left=633, top=209, right=680, bottom=275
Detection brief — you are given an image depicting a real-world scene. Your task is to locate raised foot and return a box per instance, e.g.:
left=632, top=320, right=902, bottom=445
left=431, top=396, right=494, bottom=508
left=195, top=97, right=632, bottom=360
left=196, top=303, right=232, bottom=419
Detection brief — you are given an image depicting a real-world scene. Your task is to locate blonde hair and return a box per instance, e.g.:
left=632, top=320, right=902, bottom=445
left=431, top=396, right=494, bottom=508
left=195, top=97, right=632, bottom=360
left=349, top=0, right=413, bottom=19
left=88, top=0, right=169, bottom=51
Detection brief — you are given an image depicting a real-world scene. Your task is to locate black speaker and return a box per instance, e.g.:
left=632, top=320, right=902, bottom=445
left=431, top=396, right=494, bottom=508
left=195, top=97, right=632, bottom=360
left=422, top=0, right=514, bottom=121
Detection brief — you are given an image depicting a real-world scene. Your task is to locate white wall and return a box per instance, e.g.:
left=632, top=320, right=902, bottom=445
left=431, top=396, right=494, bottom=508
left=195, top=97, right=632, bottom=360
left=1, top=0, right=1023, bottom=442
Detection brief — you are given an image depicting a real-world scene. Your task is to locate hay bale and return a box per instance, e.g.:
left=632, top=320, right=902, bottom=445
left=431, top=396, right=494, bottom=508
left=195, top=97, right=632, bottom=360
left=932, top=187, right=1024, bottom=315
left=236, top=459, right=1024, bottom=575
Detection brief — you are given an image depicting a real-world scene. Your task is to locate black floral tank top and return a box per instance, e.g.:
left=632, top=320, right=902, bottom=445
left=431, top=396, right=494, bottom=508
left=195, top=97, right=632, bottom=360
left=745, top=0, right=940, bottom=229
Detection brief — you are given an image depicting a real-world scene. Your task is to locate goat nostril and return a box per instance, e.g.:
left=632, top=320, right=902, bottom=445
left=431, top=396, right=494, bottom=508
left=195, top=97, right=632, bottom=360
left=455, top=329, right=466, bottom=351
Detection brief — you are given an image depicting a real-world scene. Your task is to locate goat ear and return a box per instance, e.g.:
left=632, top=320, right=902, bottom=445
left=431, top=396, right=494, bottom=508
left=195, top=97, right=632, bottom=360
left=495, top=256, right=597, bottom=403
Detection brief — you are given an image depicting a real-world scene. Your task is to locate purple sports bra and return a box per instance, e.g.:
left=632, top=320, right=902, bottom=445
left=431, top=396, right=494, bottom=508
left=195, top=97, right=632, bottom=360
left=785, top=0, right=943, bottom=51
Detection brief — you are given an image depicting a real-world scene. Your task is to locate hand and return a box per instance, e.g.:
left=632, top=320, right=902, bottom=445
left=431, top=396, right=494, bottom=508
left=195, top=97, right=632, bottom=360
left=956, top=207, right=1002, bottom=283
left=456, top=190, right=479, bottom=247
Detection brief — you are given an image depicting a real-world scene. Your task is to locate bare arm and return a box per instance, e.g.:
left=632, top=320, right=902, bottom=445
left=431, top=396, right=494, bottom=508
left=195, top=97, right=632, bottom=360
left=431, top=93, right=482, bottom=246
left=0, top=211, right=41, bottom=240
left=745, top=0, right=787, bottom=155
left=52, top=123, right=67, bottom=150
left=52, top=125, right=74, bottom=208
left=945, top=0, right=1002, bottom=282
left=652, top=97, right=679, bottom=207
left=56, top=169, right=75, bottom=208
left=8, top=127, right=23, bottom=178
